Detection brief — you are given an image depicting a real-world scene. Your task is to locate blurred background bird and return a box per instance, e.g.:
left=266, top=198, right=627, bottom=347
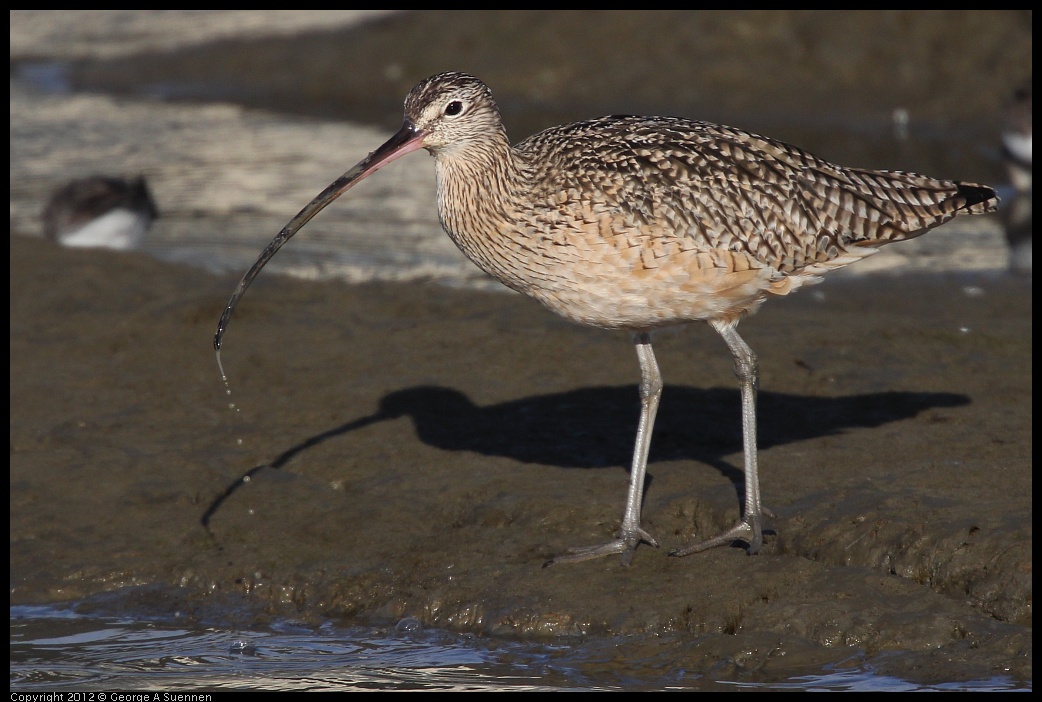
left=42, top=175, right=158, bottom=250
left=999, top=82, right=1031, bottom=274
left=1001, top=83, right=1032, bottom=193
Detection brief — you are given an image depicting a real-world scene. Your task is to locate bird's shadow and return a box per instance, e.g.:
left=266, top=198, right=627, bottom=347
left=202, top=384, right=968, bottom=529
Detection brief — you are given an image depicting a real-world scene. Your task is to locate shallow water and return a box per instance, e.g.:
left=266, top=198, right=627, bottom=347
left=11, top=605, right=1028, bottom=692
left=11, top=604, right=593, bottom=692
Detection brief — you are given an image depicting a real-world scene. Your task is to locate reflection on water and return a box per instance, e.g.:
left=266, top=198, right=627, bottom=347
left=11, top=605, right=591, bottom=692
left=11, top=605, right=1029, bottom=692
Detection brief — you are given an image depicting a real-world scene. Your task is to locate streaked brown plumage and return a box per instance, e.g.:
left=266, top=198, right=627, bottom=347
left=215, top=72, right=998, bottom=566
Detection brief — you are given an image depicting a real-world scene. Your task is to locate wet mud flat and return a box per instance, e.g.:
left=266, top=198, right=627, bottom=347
left=10, top=234, right=1031, bottom=684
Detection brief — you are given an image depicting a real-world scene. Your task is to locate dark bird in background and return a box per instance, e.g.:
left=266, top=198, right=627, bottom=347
left=998, top=82, right=1031, bottom=274
left=42, top=175, right=158, bottom=250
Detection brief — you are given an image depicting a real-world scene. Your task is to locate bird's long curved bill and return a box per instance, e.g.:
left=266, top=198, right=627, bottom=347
left=213, top=122, right=427, bottom=356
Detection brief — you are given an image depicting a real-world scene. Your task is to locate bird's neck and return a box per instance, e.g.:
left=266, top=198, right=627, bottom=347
left=434, top=129, right=518, bottom=195
left=433, top=136, right=535, bottom=290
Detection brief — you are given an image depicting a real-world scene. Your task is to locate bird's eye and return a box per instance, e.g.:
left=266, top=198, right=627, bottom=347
left=444, top=100, right=464, bottom=117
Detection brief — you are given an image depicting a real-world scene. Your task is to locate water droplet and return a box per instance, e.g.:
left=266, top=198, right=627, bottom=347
left=396, top=617, right=422, bottom=633
left=229, top=639, right=257, bottom=655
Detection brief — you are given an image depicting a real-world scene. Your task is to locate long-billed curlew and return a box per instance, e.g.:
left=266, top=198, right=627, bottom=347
left=215, top=72, right=998, bottom=566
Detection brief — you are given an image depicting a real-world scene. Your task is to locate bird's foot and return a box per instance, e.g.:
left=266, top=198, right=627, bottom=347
left=670, top=508, right=773, bottom=557
left=543, top=526, right=659, bottom=568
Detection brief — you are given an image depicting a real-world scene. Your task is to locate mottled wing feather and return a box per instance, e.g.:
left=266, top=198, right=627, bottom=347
left=518, top=115, right=995, bottom=276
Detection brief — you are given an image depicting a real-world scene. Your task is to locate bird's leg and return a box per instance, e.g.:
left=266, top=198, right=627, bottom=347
left=671, top=321, right=769, bottom=557
left=544, top=332, right=661, bottom=567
